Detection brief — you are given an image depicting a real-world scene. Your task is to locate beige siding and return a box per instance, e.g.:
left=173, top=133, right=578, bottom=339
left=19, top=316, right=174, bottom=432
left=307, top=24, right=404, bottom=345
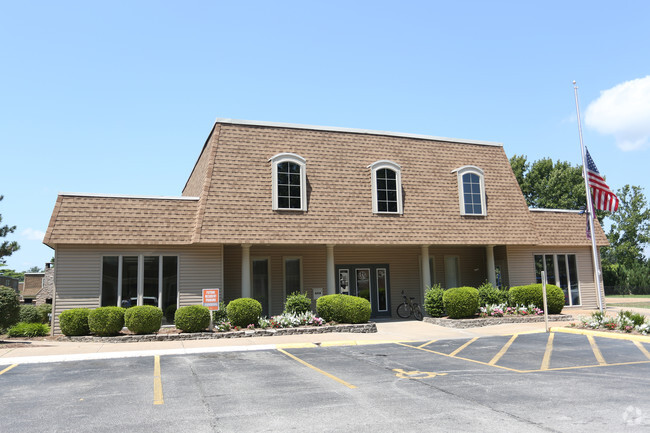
left=506, top=245, right=603, bottom=309
left=53, top=244, right=223, bottom=334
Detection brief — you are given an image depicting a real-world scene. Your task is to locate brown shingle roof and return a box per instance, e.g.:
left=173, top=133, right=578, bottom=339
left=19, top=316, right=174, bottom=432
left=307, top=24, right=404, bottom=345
left=530, top=209, right=609, bottom=247
left=43, top=194, right=199, bottom=247
left=22, top=274, right=44, bottom=297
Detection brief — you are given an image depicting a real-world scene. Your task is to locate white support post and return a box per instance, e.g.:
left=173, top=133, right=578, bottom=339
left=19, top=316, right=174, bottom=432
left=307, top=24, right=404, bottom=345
left=421, top=245, right=431, bottom=289
left=241, top=244, right=251, bottom=298
left=486, top=245, right=496, bottom=287
left=326, top=245, right=335, bottom=295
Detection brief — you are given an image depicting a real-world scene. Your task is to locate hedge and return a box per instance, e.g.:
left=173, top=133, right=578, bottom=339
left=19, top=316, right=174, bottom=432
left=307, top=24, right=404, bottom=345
left=124, top=305, right=163, bottom=334
left=0, top=285, right=20, bottom=330
left=37, top=304, right=52, bottom=324
left=316, top=294, right=371, bottom=324
left=59, top=308, right=91, bottom=336
left=284, top=292, right=312, bottom=315
left=8, top=322, right=50, bottom=337
left=477, top=282, right=509, bottom=307
left=19, top=304, right=41, bottom=323
left=227, top=298, right=262, bottom=328
left=443, top=286, right=479, bottom=319
left=424, top=285, right=445, bottom=317
left=175, top=305, right=210, bottom=333
left=509, top=284, right=564, bottom=314
left=88, top=306, right=125, bottom=336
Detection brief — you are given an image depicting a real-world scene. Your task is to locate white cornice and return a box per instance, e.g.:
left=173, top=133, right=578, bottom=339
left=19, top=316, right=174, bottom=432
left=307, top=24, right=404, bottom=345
left=59, top=192, right=199, bottom=201
left=529, top=208, right=582, bottom=214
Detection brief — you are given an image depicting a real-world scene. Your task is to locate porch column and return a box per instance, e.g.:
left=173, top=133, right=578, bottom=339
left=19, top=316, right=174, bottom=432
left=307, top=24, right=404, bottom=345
left=421, top=245, right=431, bottom=289
left=241, top=244, right=251, bottom=298
left=486, top=245, right=496, bottom=287
left=326, top=244, right=335, bottom=295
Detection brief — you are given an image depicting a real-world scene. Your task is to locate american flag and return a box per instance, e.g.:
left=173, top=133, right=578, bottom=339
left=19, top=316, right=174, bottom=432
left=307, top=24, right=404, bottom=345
left=585, top=148, right=619, bottom=212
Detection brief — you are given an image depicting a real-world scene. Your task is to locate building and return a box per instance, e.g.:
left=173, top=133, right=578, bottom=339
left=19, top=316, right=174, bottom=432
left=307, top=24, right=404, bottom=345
left=0, top=276, right=20, bottom=293
left=22, top=272, right=43, bottom=304
left=43, top=119, right=607, bottom=333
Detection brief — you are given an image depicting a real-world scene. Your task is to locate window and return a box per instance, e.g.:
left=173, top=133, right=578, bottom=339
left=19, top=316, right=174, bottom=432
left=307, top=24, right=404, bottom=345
left=534, top=254, right=580, bottom=306
left=270, top=153, right=307, bottom=211
left=284, top=257, right=302, bottom=297
left=453, top=166, right=486, bottom=216
left=369, top=160, right=403, bottom=214
left=444, top=256, right=460, bottom=288
left=101, top=255, right=178, bottom=312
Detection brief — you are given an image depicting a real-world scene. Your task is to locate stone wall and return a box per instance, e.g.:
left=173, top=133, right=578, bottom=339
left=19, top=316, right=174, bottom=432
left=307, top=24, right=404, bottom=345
left=35, top=263, right=55, bottom=305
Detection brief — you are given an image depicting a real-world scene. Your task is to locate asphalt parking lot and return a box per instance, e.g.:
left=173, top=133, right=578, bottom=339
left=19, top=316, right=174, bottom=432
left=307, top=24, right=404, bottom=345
left=2, top=331, right=650, bottom=432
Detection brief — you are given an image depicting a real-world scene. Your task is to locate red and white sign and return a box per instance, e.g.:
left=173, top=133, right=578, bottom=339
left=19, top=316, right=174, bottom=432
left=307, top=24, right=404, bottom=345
left=202, top=288, right=220, bottom=311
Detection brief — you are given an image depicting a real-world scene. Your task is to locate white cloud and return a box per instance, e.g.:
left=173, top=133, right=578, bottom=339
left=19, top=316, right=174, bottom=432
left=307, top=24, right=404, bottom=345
left=585, top=76, right=650, bottom=151
left=21, top=228, right=46, bottom=241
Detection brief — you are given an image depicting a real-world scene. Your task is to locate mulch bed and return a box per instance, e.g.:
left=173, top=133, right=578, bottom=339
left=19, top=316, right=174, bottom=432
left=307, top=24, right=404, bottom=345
left=424, top=314, right=574, bottom=329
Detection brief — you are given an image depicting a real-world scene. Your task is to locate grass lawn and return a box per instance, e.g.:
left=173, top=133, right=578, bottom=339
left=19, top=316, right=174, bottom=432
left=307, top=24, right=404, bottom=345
left=605, top=295, right=650, bottom=299
left=607, top=302, right=650, bottom=309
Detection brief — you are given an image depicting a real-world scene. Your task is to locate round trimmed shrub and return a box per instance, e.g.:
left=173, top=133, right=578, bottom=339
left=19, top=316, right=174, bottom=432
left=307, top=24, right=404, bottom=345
left=284, top=292, right=312, bottom=315
left=59, top=308, right=91, bottom=336
left=19, top=304, right=41, bottom=323
left=424, top=285, right=445, bottom=317
left=88, top=306, right=125, bottom=336
left=227, top=298, right=262, bottom=328
left=316, top=294, right=371, bottom=324
left=164, top=305, right=177, bottom=323
left=443, top=286, right=480, bottom=319
left=509, top=284, right=564, bottom=314
left=124, top=305, right=163, bottom=334
left=37, top=304, right=52, bottom=324
left=8, top=322, right=50, bottom=337
left=0, top=285, right=21, bottom=330
left=175, top=305, right=210, bottom=332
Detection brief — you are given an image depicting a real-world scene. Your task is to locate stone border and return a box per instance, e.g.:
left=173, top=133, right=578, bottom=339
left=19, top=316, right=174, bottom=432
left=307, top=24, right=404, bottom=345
left=423, top=315, right=574, bottom=329
left=58, top=322, right=377, bottom=343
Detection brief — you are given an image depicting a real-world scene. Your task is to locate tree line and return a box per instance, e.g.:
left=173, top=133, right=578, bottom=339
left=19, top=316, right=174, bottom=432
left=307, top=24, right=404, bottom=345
left=511, top=155, right=650, bottom=294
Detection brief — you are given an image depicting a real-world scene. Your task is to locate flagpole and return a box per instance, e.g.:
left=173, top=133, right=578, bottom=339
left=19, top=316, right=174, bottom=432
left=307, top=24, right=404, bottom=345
left=573, top=81, right=605, bottom=312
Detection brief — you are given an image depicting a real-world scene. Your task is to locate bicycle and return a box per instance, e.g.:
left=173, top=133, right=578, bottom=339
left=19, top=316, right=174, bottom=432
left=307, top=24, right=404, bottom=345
left=396, top=290, right=423, bottom=320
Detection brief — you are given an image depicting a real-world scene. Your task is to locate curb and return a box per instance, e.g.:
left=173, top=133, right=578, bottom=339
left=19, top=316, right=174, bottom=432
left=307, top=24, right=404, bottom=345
left=550, top=326, right=650, bottom=343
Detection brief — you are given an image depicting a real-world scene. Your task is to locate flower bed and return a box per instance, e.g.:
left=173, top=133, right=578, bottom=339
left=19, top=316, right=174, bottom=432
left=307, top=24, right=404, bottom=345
left=479, top=303, right=544, bottom=318
left=424, top=314, right=573, bottom=329
left=575, top=310, right=649, bottom=335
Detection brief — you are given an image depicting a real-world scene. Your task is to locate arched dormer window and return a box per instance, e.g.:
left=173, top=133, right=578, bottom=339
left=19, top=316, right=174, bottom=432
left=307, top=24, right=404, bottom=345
left=270, top=153, right=307, bottom=211
left=452, top=165, right=486, bottom=216
left=369, top=160, right=403, bottom=214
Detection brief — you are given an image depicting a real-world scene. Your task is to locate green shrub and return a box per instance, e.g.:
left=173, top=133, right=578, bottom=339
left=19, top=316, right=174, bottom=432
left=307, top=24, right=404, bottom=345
left=59, top=308, right=91, bottom=336
left=477, top=282, right=509, bottom=306
left=0, top=286, right=21, bottom=330
left=37, top=304, right=52, bottom=324
left=443, top=286, right=480, bottom=319
left=19, top=304, right=41, bottom=323
left=124, top=305, right=163, bottom=334
left=88, top=306, right=125, bottom=336
left=212, top=302, right=228, bottom=323
left=316, top=294, right=371, bottom=324
left=424, top=284, right=445, bottom=317
left=227, top=298, right=263, bottom=328
left=509, top=284, right=564, bottom=314
left=8, top=322, right=50, bottom=337
left=284, top=292, right=312, bottom=315
left=175, top=305, right=210, bottom=332
left=620, top=310, right=646, bottom=327
left=164, top=305, right=177, bottom=323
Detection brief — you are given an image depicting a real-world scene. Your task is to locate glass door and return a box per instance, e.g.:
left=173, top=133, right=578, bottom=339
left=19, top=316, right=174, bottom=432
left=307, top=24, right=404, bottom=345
left=336, top=264, right=390, bottom=317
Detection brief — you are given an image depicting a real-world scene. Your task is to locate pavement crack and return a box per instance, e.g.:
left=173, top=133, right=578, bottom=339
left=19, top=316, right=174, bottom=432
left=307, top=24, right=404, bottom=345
left=188, top=360, right=221, bottom=433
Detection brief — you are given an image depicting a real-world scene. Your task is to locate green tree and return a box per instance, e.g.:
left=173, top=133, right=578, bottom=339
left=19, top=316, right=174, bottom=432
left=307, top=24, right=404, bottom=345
left=26, top=266, right=43, bottom=273
left=0, top=195, right=19, bottom=264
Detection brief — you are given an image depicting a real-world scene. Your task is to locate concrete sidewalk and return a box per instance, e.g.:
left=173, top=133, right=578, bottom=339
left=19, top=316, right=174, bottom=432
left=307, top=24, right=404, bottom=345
left=0, top=317, right=586, bottom=366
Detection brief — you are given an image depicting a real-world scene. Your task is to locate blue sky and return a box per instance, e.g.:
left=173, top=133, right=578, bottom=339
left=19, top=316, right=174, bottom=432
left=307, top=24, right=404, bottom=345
left=1, top=0, right=649, bottom=271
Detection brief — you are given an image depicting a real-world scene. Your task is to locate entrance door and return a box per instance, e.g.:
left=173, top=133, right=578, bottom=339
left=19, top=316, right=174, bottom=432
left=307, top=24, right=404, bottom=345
left=336, top=264, right=390, bottom=317
left=252, top=258, right=270, bottom=317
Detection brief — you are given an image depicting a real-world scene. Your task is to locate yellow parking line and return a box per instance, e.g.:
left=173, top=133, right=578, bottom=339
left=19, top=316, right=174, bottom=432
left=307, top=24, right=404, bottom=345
left=634, top=341, right=650, bottom=360
left=587, top=335, right=607, bottom=365
left=449, top=337, right=478, bottom=357
left=418, top=340, right=437, bottom=349
left=153, top=355, right=164, bottom=405
left=278, top=349, right=356, bottom=389
left=540, top=333, right=554, bottom=370
left=489, top=334, right=518, bottom=366
left=0, top=364, right=18, bottom=375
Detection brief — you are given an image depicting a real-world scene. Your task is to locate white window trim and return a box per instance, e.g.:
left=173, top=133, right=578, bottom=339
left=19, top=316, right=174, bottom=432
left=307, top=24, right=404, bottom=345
left=452, top=165, right=487, bottom=216
left=369, top=160, right=403, bottom=214
left=283, top=256, right=303, bottom=300
left=270, top=153, right=307, bottom=211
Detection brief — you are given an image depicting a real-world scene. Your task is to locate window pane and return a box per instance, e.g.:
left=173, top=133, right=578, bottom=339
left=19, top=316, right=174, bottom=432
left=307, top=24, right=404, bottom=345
left=278, top=173, right=288, bottom=185
left=121, top=256, right=138, bottom=307
left=101, top=256, right=119, bottom=307
left=356, top=269, right=370, bottom=301
left=143, top=256, right=159, bottom=306
left=377, top=179, right=386, bottom=190
left=378, top=201, right=387, bottom=212
left=290, top=186, right=300, bottom=198
left=534, top=255, right=544, bottom=284
left=277, top=162, right=288, bottom=172
left=465, top=204, right=473, bottom=214
left=557, top=254, right=569, bottom=305
left=385, top=169, right=396, bottom=180
left=285, top=259, right=301, bottom=295
left=289, top=174, right=300, bottom=185
left=162, top=257, right=178, bottom=315
left=278, top=197, right=289, bottom=208
left=290, top=198, right=301, bottom=208
left=568, top=255, right=580, bottom=305
left=545, top=255, right=556, bottom=285
left=387, top=202, right=397, bottom=212
left=278, top=185, right=289, bottom=197
left=289, top=162, right=301, bottom=174
left=387, top=190, right=397, bottom=201
left=377, top=268, right=388, bottom=311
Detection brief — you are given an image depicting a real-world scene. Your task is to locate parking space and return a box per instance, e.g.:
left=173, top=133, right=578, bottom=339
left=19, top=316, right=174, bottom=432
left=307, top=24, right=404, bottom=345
left=2, top=332, right=650, bottom=431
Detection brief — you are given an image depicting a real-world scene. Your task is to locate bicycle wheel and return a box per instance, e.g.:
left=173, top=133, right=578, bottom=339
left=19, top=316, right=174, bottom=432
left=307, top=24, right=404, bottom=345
left=396, top=302, right=411, bottom=319
left=412, top=304, right=423, bottom=321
